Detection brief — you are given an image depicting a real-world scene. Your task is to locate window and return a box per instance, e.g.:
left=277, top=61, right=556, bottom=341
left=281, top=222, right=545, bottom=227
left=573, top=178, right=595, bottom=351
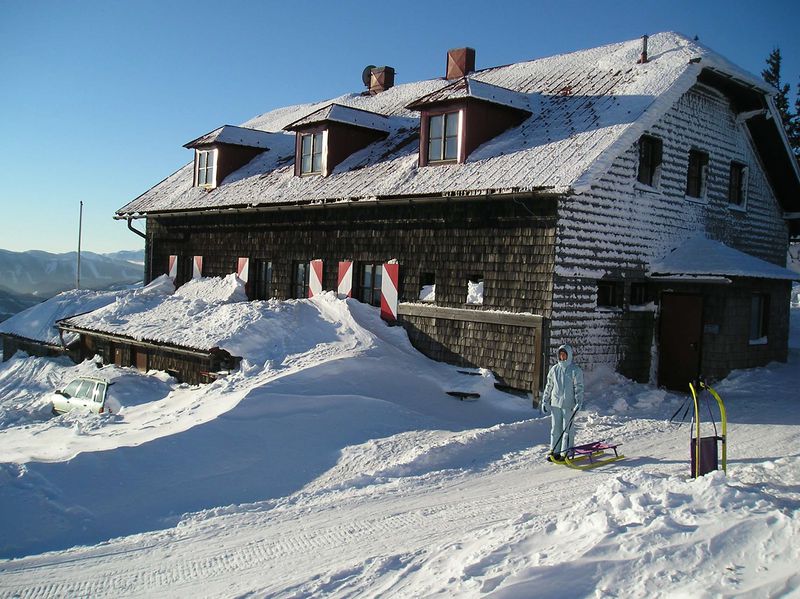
left=728, top=162, right=747, bottom=207
left=630, top=282, right=649, bottom=306
left=466, top=274, right=484, bottom=305
left=358, top=263, right=383, bottom=307
left=252, top=259, right=272, bottom=300
left=300, top=132, right=323, bottom=174
left=597, top=280, right=624, bottom=309
left=93, top=382, right=107, bottom=404
left=177, top=255, right=193, bottom=287
left=685, top=149, right=709, bottom=198
left=195, top=149, right=217, bottom=187
left=637, top=135, right=662, bottom=187
left=292, top=262, right=309, bottom=299
left=427, top=112, right=459, bottom=163
left=418, top=272, right=435, bottom=302
left=62, top=379, right=82, bottom=398
left=749, top=293, right=769, bottom=342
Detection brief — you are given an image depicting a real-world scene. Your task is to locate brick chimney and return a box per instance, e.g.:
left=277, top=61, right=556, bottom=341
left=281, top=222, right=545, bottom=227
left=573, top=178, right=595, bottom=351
left=369, top=66, right=395, bottom=94
left=446, top=47, right=476, bottom=79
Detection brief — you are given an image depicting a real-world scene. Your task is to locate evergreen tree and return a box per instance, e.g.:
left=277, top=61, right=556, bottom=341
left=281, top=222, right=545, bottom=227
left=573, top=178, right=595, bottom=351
left=790, top=79, right=800, bottom=158
left=762, top=48, right=793, bottom=134
left=762, top=48, right=799, bottom=159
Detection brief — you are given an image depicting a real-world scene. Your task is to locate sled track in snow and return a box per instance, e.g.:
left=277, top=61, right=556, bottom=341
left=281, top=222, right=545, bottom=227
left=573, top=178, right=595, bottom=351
left=0, top=457, right=597, bottom=598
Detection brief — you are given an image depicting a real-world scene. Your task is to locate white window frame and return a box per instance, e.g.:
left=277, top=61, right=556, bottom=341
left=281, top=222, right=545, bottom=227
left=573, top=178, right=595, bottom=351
left=300, top=131, right=326, bottom=175
left=427, top=110, right=462, bottom=163
left=195, top=148, right=218, bottom=188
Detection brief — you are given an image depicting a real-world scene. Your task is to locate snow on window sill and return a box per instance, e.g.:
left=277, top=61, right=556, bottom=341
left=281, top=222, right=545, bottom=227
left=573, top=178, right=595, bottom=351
left=727, top=203, right=747, bottom=213
left=748, top=337, right=768, bottom=346
left=683, top=194, right=708, bottom=204
left=629, top=302, right=657, bottom=312
left=634, top=181, right=661, bottom=194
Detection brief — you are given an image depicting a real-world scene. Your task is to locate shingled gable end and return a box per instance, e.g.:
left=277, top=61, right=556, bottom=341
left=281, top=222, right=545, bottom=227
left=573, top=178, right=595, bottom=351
left=102, top=32, right=800, bottom=394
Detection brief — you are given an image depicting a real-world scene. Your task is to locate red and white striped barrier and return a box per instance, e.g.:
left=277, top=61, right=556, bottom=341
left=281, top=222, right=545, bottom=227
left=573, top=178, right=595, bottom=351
left=337, top=261, right=353, bottom=298
left=192, top=256, right=203, bottom=279
left=308, top=259, right=323, bottom=297
left=168, top=255, right=177, bottom=281
left=237, top=257, right=249, bottom=283
left=380, top=261, right=399, bottom=321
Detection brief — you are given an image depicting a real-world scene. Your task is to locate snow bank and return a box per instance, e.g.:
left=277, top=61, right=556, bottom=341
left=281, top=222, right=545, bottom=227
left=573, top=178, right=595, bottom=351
left=484, top=464, right=800, bottom=598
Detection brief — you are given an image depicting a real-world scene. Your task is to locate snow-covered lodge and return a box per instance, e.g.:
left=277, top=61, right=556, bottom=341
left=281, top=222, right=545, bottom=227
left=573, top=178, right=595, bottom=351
left=93, top=33, right=800, bottom=392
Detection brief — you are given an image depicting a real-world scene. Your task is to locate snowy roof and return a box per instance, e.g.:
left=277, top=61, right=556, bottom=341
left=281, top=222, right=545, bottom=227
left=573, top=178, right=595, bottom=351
left=117, top=32, right=788, bottom=218
left=59, top=275, right=265, bottom=354
left=285, top=103, right=391, bottom=132
left=406, top=77, right=532, bottom=113
left=183, top=125, right=279, bottom=149
left=0, top=284, right=169, bottom=346
left=648, top=237, right=800, bottom=281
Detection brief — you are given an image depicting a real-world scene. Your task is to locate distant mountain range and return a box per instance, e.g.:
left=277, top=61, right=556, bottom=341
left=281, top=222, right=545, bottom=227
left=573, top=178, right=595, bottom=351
left=0, top=249, right=144, bottom=321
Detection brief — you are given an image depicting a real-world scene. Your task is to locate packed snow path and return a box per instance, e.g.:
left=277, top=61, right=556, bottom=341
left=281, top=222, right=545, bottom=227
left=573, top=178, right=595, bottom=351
left=0, top=299, right=798, bottom=597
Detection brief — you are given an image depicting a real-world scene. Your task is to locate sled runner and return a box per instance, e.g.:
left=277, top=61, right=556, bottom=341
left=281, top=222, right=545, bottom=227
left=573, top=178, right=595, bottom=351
left=562, top=441, right=624, bottom=470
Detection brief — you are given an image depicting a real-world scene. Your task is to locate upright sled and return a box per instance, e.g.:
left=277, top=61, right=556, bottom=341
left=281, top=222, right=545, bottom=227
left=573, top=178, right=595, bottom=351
left=688, top=379, right=727, bottom=478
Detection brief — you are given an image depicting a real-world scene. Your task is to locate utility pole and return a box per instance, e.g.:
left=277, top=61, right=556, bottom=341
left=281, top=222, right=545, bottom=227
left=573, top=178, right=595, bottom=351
left=77, top=201, right=83, bottom=290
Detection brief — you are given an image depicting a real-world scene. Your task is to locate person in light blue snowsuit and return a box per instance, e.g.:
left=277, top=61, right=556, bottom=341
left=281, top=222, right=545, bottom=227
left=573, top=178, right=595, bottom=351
left=540, top=344, right=585, bottom=462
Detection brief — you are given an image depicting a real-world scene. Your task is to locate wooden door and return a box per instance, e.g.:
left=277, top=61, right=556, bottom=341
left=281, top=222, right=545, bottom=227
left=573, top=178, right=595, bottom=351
left=658, top=293, right=703, bottom=391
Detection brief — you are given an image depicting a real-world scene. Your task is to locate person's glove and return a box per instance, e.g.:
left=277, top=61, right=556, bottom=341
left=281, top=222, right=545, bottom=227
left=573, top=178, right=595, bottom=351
left=540, top=400, right=550, bottom=415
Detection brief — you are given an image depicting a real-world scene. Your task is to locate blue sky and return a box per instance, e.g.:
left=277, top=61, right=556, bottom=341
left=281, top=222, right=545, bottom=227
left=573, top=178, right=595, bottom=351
left=2, top=0, right=798, bottom=254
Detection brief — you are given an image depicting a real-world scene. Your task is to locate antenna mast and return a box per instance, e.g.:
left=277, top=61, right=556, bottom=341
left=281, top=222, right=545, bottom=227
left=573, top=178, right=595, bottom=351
left=77, top=201, right=83, bottom=290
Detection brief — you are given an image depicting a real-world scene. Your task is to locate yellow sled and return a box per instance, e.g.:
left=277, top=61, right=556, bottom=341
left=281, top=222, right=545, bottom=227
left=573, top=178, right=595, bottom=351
left=563, top=441, right=625, bottom=470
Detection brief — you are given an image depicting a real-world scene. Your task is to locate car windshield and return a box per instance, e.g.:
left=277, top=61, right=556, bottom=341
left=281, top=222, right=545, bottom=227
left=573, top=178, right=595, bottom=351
left=62, top=379, right=82, bottom=398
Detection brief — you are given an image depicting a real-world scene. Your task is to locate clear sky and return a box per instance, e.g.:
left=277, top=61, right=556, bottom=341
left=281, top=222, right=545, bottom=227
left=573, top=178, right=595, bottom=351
left=2, top=0, right=798, bottom=254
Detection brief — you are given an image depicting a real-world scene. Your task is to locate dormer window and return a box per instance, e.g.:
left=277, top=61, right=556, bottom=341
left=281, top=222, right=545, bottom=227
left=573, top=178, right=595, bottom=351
left=300, top=132, right=324, bottom=175
left=195, top=149, right=217, bottom=188
left=184, top=125, right=275, bottom=190
left=285, top=104, right=389, bottom=178
left=407, top=77, right=531, bottom=168
left=427, top=112, right=460, bottom=163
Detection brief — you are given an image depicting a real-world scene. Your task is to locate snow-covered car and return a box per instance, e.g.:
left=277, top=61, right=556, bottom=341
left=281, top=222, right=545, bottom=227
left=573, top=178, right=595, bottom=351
left=50, top=377, right=120, bottom=415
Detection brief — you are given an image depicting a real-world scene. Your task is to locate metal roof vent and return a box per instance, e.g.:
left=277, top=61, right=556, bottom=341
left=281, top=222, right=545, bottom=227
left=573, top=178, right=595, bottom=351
left=446, top=47, right=476, bottom=79
left=363, top=66, right=395, bottom=95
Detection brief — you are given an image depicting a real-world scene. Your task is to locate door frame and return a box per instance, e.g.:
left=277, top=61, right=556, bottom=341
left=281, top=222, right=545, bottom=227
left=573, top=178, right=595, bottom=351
left=658, top=292, right=704, bottom=390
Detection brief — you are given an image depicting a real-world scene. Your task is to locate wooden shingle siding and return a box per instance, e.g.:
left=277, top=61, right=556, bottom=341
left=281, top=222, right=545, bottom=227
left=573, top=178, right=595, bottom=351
left=145, top=196, right=558, bottom=390
left=549, top=85, right=791, bottom=381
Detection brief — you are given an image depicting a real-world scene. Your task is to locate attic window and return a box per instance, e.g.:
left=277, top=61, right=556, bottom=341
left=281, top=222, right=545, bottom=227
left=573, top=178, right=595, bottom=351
left=300, top=132, right=324, bottom=175
left=597, top=280, right=624, bottom=309
left=685, top=149, right=709, bottom=199
left=637, top=135, right=662, bottom=187
left=728, top=161, right=748, bottom=207
left=427, top=111, right=460, bottom=163
left=195, top=149, right=217, bottom=188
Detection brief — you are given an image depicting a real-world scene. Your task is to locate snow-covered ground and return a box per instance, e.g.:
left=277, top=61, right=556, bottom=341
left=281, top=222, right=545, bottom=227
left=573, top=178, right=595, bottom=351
left=0, top=285, right=798, bottom=598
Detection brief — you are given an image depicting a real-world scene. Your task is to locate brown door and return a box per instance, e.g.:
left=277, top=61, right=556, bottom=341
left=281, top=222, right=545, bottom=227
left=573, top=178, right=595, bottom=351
left=658, top=293, right=703, bottom=391
left=114, top=347, right=124, bottom=366
left=134, top=348, right=148, bottom=372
